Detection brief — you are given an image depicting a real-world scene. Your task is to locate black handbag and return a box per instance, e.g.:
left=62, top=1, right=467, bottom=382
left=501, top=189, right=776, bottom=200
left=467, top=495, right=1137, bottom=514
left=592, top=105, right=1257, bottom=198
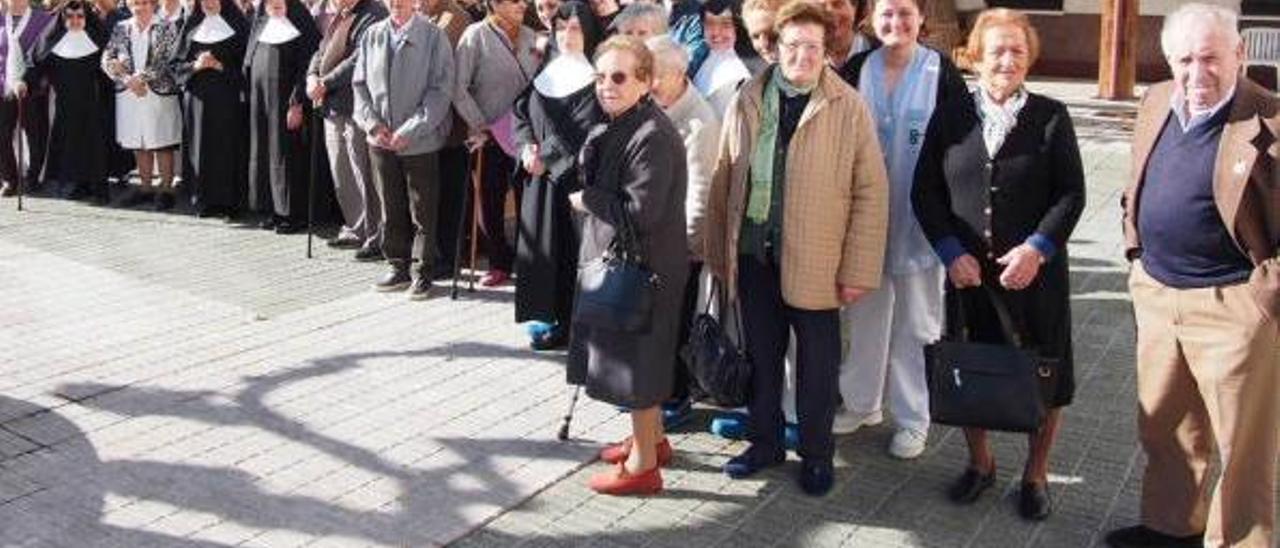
left=572, top=201, right=661, bottom=333
left=924, top=286, right=1057, bottom=433
left=681, top=280, right=753, bottom=407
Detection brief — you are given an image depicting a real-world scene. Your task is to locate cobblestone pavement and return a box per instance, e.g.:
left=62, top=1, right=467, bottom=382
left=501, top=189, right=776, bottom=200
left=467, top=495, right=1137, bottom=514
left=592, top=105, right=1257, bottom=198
left=0, top=80, right=1275, bottom=548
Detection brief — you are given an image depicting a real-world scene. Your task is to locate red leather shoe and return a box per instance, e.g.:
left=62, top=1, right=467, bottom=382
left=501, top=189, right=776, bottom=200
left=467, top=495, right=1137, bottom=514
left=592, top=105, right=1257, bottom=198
left=588, top=463, right=663, bottom=495
left=599, top=436, right=673, bottom=466
left=479, top=269, right=511, bottom=287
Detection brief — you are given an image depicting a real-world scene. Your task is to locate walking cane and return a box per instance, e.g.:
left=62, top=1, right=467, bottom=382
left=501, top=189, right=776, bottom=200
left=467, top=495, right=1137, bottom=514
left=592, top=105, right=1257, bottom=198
left=453, top=145, right=482, bottom=294
left=557, top=385, right=580, bottom=441
left=14, top=92, right=24, bottom=212
left=450, top=147, right=474, bottom=299
left=306, top=109, right=320, bottom=259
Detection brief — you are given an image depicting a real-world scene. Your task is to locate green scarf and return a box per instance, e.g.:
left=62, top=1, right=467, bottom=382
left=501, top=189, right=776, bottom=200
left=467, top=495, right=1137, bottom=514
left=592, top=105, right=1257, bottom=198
left=746, top=68, right=817, bottom=223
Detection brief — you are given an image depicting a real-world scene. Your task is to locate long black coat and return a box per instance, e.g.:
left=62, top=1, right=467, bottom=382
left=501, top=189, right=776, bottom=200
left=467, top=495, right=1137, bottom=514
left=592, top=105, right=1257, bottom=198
left=512, top=83, right=603, bottom=325
left=174, top=3, right=249, bottom=213
left=567, top=98, right=689, bottom=409
left=911, top=92, right=1086, bottom=407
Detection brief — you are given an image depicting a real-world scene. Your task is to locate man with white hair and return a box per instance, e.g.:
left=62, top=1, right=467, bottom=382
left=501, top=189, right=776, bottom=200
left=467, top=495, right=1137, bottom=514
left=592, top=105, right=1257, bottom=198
left=1107, top=4, right=1280, bottom=547
left=646, top=35, right=718, bottom=428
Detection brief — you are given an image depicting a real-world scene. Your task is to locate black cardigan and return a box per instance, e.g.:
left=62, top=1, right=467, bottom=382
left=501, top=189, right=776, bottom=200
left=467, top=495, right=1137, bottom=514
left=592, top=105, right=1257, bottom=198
left=837, top=45, right=969, bottom=104
left=910, top=91, right=1085, bottom=269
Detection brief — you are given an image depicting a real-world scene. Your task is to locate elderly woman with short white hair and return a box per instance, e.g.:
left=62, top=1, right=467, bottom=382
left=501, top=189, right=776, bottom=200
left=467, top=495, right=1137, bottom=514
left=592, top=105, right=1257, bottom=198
left=614, top=2, right=666, bottom=39
left=644, top=35, right=718, bottom=423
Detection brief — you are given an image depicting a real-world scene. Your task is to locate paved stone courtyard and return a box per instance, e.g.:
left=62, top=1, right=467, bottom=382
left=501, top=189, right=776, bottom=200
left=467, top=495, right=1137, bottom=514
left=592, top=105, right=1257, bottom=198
left=0, top=80, right=1275, bottom=547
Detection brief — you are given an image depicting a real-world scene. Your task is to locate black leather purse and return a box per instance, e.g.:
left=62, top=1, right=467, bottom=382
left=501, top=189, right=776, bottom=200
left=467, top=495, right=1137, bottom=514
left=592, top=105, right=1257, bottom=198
left=572, top=202, right=661, bottom=333
left=681, top=281, right=752, bottom=407
left=924, top=287, right=1057, bottom=433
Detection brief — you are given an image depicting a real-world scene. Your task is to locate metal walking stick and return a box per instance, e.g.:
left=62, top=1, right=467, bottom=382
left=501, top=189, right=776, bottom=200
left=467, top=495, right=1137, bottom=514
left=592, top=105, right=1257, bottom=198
left=557, top=385, right=581, bottom=441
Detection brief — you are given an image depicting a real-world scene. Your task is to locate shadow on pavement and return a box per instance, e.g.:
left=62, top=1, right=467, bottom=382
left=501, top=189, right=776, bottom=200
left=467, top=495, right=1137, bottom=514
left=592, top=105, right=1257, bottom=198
left=0, top=344, right=589, bottom=546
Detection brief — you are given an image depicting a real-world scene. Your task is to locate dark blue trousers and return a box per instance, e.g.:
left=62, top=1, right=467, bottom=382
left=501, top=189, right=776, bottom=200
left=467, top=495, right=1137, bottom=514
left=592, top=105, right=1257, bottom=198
left=737, top=255, right=841, bottom=463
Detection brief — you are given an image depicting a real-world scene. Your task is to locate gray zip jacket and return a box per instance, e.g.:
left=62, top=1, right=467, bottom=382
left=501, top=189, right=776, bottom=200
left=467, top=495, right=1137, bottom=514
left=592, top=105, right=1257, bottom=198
left=352, top=14, right=454, bottom=156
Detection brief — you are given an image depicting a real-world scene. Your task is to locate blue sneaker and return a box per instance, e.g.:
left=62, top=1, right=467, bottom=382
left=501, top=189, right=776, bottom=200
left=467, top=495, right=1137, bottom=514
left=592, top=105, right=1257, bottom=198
left=710, top=411, right=748, bottom=440
left=724, top=445, right=786, bottom=479
left=662, top=398, right=692, bottom=430
left=784, top=423, right=799, bottom=451
left=524, top=321, right=553, bottom=340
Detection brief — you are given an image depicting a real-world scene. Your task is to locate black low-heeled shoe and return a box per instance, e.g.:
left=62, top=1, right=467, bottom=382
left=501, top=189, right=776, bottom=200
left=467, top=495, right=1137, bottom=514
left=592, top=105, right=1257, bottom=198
left=1103, top=525, right=1204, bottom=548
left=1018, top=481, right=1051, bottom=521
left=947, top=466, right=995, bottom=504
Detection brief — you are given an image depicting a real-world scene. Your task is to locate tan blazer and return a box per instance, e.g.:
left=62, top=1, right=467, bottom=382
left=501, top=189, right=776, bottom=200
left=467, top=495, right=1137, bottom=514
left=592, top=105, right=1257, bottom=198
left=704, top=66, right=889, bottom=310
left=1124, top=79, right=1280, bottom=318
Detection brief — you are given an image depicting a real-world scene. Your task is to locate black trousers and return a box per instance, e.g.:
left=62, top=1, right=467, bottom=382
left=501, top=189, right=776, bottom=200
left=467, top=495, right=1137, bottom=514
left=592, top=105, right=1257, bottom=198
left=738, top=255, right=841, bottom=463
left=0, top=93, right=47, bottom=186
left=371, top=149, right=440, bottom=276
left=434, top=144, right=468, bottom=270
left=476, top=142, right=519, bottom=272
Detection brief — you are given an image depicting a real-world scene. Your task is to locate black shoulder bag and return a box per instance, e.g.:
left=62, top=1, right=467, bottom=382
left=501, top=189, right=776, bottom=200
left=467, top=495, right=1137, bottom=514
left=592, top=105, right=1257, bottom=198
left=572, top=201, right=662, bottom=333
left=681, top=280, right=753, bottom=407
left=924, top=286, right=1058, bottom=433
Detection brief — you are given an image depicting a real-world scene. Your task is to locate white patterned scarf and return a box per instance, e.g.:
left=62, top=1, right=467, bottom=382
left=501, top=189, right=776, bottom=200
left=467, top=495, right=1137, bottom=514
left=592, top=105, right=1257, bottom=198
left=974, top=85, right=1027, bottom=158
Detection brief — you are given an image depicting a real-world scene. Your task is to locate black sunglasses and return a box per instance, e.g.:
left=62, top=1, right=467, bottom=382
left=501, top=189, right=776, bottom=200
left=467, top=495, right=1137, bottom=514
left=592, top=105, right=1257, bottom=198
left=594, top=71, right=630, bottom=85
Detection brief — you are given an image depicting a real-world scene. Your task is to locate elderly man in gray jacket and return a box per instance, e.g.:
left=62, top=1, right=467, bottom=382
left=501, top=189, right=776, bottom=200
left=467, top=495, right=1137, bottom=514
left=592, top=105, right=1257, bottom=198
left=353, top=0, right=454, bottom=299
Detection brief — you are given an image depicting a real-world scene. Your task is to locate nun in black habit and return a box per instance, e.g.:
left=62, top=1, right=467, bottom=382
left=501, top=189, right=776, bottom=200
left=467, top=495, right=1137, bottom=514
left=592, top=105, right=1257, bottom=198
left=243, top=0, right=318, bottom=233
left=173, top=0, right=248, bottom=218
left=512, top=0, right=604, bottom=351
left=27, top=0, right=111, bottom=203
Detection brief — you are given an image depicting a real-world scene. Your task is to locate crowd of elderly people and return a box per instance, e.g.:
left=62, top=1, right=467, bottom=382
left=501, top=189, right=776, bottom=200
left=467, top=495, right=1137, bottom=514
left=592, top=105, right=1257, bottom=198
left=4, top=0, right=1277, bottom=543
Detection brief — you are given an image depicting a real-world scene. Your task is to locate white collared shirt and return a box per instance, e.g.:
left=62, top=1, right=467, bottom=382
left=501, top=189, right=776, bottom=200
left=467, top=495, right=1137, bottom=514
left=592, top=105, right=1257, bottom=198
left=1171, top=84, right=1236, bottom=132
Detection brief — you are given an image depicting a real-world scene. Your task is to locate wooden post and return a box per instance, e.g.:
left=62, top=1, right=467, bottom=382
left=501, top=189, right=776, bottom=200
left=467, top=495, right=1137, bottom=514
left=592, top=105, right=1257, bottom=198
left=1099, top=0, right=1138, bottom=100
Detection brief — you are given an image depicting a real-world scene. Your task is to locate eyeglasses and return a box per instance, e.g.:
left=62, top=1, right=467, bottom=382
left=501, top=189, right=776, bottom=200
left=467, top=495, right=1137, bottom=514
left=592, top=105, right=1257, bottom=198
left=779, top=40, right=823, bottom=56
left=594, top=71, right=630, bottom=85
left=65, top=11, right=86, bottom=18
left=750, top=30, right=777, bottom=45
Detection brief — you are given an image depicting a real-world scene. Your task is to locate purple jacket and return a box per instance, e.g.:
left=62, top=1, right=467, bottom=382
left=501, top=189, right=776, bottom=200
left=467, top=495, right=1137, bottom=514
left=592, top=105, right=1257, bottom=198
left=0, top=8, right=55, bottom=93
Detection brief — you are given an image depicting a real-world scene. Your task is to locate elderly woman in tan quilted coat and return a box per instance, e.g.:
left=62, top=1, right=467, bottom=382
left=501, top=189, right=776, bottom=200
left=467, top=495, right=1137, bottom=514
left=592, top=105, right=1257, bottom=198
left=703, top=0, right=887, bottom=497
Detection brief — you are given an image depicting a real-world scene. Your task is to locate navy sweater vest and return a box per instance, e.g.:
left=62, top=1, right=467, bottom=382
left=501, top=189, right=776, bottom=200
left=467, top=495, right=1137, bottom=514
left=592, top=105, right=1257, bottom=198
left=1138, top=103, right=1253, bottom=288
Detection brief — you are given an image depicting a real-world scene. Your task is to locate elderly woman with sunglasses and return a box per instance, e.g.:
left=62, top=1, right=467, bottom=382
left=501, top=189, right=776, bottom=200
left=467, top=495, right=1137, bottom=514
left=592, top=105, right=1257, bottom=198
left=567, top=35, right=688, bottom=496
left=704, top=0, right=888, bottom=496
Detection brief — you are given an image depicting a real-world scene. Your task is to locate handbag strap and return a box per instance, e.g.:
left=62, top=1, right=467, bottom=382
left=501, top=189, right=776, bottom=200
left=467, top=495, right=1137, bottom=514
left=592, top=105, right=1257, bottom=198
left=955, top=285, right=1025, bottom=349
left=706, top=278, right=746, bottom=342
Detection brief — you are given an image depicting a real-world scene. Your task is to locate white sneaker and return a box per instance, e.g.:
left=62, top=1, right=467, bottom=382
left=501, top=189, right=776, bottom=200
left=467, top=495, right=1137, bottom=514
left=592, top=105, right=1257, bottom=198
left=889, top=428, right=928, bottom=459
left=832, top=408, right=883, bottom=435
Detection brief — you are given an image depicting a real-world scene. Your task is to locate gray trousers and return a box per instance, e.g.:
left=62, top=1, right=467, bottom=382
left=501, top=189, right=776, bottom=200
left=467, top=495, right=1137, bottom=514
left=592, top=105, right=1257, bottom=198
left=324, top=115, right=380, bottom=247
left=371, top=149, right=440, bottom=276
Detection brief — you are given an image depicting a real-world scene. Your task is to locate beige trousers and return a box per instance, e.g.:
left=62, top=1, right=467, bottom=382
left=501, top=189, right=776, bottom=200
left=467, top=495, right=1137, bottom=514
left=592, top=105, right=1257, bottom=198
left=1129, top=260, right=1280, bottom=547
